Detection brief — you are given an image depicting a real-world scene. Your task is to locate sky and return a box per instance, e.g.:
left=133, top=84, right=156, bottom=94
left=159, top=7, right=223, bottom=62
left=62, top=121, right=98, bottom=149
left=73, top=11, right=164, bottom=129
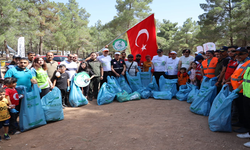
left=53, top=0, right=206, bottom=27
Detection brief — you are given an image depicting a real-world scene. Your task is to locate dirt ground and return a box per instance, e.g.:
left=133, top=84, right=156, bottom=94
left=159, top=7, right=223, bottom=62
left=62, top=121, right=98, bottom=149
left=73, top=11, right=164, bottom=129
left=0, top=98, right=249, bottom=150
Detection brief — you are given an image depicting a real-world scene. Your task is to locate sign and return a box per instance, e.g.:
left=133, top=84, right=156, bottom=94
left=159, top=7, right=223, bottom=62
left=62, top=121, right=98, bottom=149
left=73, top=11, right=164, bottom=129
left=74, top=72, right=91, bottom=87
left=18, top=37, right=25, bottom=57
left=196, top=46, right=203, bottom=52
left=203, top=42, right=216, bottom=52
left=112, top=39, right=127, bottom=51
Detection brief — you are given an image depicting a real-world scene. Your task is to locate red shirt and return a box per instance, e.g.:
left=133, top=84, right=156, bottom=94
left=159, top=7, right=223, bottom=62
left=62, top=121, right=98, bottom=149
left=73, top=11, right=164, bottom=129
left=5, top=88, right=19, bottom=106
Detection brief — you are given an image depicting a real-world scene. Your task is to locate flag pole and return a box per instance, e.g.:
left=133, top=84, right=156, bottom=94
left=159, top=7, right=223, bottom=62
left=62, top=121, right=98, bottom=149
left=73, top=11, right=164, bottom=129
left=99, top=13, right=154, bottom=51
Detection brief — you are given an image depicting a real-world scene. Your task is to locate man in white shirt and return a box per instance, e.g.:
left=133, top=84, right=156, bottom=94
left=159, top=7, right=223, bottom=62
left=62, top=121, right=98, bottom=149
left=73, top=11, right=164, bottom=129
left=97, top=48, right=112, bottom=86
left=60, top=54, right=78, bottom=81
left=152, top=49, right=168, bottom=85
left=166, top=51, right=179, bottom=79
left=125, top=54, right=138, bottom=76
left=178, top=49, right=194, bottom=71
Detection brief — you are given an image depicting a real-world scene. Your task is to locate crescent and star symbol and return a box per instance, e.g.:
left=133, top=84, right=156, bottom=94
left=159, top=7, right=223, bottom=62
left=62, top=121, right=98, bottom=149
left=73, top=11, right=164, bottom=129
left=135, top=29, right=149, bottom=51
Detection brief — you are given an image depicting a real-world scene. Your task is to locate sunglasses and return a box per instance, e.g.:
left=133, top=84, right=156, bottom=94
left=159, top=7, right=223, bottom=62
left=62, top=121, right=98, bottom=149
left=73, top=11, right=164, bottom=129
left=235, top=53, right=246, bottom=56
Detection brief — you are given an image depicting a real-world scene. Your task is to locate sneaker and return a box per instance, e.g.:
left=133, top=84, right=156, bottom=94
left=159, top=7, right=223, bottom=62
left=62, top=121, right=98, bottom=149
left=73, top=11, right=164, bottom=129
left=234, top=127, right=249, bottom=133
left=4, top=134, right=11, bottom=140
left=13, top=131, right=21, bottom=135
left=88, top=97, right=92, bottom=101
left=237, top=132, right=250, bottom=139
left=244, top=142, right=250, bottom=147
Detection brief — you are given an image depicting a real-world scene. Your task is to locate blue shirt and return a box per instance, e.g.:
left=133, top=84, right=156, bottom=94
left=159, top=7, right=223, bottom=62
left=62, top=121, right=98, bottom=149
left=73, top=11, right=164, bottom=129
left=5, top=66, right=33, bottom=92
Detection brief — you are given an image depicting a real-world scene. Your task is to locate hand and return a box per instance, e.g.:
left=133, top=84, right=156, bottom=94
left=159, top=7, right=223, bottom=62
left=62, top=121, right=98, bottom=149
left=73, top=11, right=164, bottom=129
left=221, top=82, right=225, bottom=86
left=31, top=79, right=37, bottom=84
left=121, top=71, right=125, bottom=76
left=67, top=86, right=70, bottom=92
left=151, top=69, right=154, bottom=73
left=215, top=82, right=219, bottom=87
left=51, top=85, right=54, bottom=89
left=105, top=45, right=108, bottom=48
left=116, top=73, right=120, bottom=77
left=100, top=76, right=103, bottom=80
left=10, top=109, right=19, bottom=114
left=201, top=78, right=203, bottom=82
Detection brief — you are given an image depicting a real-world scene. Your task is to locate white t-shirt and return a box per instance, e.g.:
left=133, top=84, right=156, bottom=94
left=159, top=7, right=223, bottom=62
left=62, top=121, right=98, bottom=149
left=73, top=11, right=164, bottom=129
left=97, top=55, right=111, bottom=71
left=179, top=55, right=194, bottom=70
left=60, top=60, right=78, bottom=81
left=166, top=57, right=180, bottom=75
left=125, top=61, right=138, bottom=76
left=151, top=55, right=168, bottom=72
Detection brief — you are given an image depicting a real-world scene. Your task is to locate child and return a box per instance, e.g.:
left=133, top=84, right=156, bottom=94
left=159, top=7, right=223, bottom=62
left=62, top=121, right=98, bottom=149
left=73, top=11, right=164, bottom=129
left=189, top=62, right=197, bottom=85
left=0, top=88, right=13, bottom=140
left=178, top=67, right=189, bottom=86
left=4, top=77, right=22, bottom=135
left=52, top=64, right=70, bottom=107
left=78, top=61, right=95, bottom=101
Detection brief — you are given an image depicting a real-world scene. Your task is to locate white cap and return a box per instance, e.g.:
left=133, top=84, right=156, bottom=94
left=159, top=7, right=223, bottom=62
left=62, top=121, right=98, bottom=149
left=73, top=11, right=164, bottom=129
left=115, top=52, right=120, bottom=55
left=170, top=51, right=177, bottom=54
left=102, top=48, right=109, bottom=52
left=195, top=52, right=199, bottom=54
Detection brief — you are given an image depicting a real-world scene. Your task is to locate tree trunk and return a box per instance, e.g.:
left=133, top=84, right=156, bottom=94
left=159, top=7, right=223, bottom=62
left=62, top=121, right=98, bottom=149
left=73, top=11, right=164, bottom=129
left=4, top=40, right=9, bottom=61
left=228, top=0, right=233, bottom=46
left=29, top=39, right=33, bottom=52
left=39, top=36, right=43, bottom=55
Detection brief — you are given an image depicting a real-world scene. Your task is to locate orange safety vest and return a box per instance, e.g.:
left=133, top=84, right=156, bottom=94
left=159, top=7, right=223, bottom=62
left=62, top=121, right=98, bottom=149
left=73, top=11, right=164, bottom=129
left=202, top=57, right=218, bottom=78
left=231, top=60, right=250, bottom=93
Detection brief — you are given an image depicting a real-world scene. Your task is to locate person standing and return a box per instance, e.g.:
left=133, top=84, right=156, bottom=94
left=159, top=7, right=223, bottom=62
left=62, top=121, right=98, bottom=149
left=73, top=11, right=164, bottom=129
left=135, top=54, right=144, bottom=71
left=73, top=54, right=81, bottom=69
left=201, top=50, right=218, bottom=79
left=60, top=54, right=78, bottom=82
left=125, top=54, right=138, bottom=76
left=111, top=52, right=126, bottom=77
left=214, top=50, right=221, bottom=59
left=151, top=49, right=168, bottom=85
left=87, top=52, right=103, bottom=100
left=178, top=49, right=194, bottom=71
left=194, top=55, right=204, bottom=87
left=166, top=51, right=179, bottom=79
left=45, top=52, right=58, bottom=81
left=121, top=52, right=127, bottom=61
left=97, top=48, right=112, bottom=87
left=143, top=55, right=153, bottom=72
left=26, top=52, right=35, bottom=69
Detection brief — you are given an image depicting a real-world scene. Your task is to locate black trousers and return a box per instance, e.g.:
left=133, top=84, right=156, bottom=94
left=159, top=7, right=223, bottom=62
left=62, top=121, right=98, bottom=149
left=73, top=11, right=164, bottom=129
left=100, top=71, right=112, bottom=87
left=243, top=95, right=250, bottom=130
left=89, top=77, right=100, bottom=99
left=8, top=105, right=20, bottom=134
left=166, top=75, right=178, bottom=79
left=40, top=87, right=50, bottom=98
left=82, top=85, right=89, bottom=97
left=60, top=89, right=68, bottom=106
left=234, top=93, right=247, bottom=127
left=153, top=72, right=166, bottom=86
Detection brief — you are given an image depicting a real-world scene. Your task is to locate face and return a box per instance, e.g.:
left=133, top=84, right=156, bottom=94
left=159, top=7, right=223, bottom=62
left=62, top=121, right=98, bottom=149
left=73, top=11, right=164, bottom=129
left=7, top=82, right=17, bottom=88
left=46, top=52, right=54, bottom=61
left=0, top=92, right=5, bottom=100
left=103, top=51, right=109, bottom=56
left=38, top=58, right=44, bottom=66
left=206, top=52, right=213, bottom=59
left=220, top=51, right=228, bottom=58
left=128, top=57, right=133, bottom=62
left=15, top=58, right=20, bottom=66
left=171, top=53, right=177, bottom=59
left=180, top=69, right=185, bottom=73
left=68, top=54, right=74, bottom=62
left=73, top=55, right=78, bottom=62
left=214, top=52, right=220, bottom=59
left=136, top=55, right=141, bottom=60
left=236, top=52, right=248, bottom=62
left=157, top=51, right=163, bottom=56
left=19, top=59, right=29, bottom=69
left=228, top=48, right=236, bottom=57
left=28, top=53, right=35, bottom=61
left=114, top=54, right=120, bottom=60
left=59, top=66, right=66, bottom=73
left=90, top=53, right=97, bottom=59
left=122, top=53, right=126, bottom=58
left=191, top=63, right=197, bottom=69
left=183, top=50, right=190, bottom=57
left=146, top=56, right=151, bottom=61
left=81, top=63, right=86, bottom=69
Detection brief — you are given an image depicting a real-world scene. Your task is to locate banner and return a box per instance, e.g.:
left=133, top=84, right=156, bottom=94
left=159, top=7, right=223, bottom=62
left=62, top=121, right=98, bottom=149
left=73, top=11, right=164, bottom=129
left=18, top=37, right=25, bottom=57
left=203, top=42, right=216, bottom=52
left=127, top=14, right=158, bottom=61
left=196, top=46, right=203, bottom=52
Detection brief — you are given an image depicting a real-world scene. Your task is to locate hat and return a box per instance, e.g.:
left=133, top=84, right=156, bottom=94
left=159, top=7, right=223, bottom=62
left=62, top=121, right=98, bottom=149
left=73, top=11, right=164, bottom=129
left=195, top=52, right=199, bottom=55
left=157, top=49, right=163, bottom=53
left=170, top=51, right=177, bottom=54
left=219, top=46, right=228, bottom=52
left=236, top=47, right=248, bottom=53
left=13, top=55, right=21, bottom=59
left=195, top=55, right=204, bottom=61
left=128, top=54, right=134, bottom=58
left=114, top=52, right=120, bottom=55
left=136, top=54, right=141, bottom=57
left=102, top=48, right=109, bottom=52
left=145, top=55, right=151, bottom=58
left=58, top=64, right=66, bottom=68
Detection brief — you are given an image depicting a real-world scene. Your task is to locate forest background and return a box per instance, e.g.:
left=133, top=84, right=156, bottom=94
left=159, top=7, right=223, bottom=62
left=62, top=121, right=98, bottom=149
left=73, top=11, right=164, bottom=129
left=0, top=0, right=249, bottom=60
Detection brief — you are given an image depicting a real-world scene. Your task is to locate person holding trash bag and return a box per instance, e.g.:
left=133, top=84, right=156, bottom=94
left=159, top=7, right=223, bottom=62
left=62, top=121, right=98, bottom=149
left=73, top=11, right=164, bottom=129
left=230, top=47, right=250, bottom=133
left=111, top=52, right=126, bottom=77
left=143, top=55, right=153, bottom=72
left=166, top=51, right=179, bottom=79
left=178, top=49, right=194, bottom=71
left=201, top=50, right=218, bottom=80
left=151, top=49, right=168, bottom=86
left=125, top=54, right=139, bottom=77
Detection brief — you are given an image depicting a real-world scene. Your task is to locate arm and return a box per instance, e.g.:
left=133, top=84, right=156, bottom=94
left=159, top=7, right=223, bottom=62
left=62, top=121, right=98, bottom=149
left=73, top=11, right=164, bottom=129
left=53, top=79, right=57, bottom=87
left=217, top=66, right=226, bottom=84
left=85, top=57, right=91, bottom=61
left=178, top=61, right=182, bottom=71
left=67, top=79, right=70, bottom=87
left=121, top=64, right=126, bottom=75
left=5, top=95, right=12, bottom=106
left=100, top=67, right=103, bottom=80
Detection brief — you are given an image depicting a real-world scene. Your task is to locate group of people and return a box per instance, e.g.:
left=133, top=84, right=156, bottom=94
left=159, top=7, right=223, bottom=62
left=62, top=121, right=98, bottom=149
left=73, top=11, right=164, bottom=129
left=0, top=45, right=250, bottom=148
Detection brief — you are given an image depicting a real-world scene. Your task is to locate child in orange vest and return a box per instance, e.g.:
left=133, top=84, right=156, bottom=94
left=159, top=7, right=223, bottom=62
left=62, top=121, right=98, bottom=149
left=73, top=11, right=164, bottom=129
left=178, top=67, right=189, bottom=86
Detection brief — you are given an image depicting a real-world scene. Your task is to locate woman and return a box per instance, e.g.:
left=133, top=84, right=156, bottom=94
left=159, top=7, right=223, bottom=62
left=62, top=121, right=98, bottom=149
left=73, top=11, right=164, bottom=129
left=31, top=57, right=52, bottom=98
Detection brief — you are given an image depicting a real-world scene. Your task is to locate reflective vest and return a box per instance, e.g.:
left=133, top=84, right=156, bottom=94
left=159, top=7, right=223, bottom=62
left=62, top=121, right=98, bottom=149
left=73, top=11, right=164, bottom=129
left=202, top=57, right=218, bottom=78
left=243, top=67, right=250, bottom=98
left=231, top=60, right=250, bottom=93
left=224, top=59, right=238, bottom=80
left=196, top=63, right=202, bottom=80
left=35, top=68, right=50, bottom=89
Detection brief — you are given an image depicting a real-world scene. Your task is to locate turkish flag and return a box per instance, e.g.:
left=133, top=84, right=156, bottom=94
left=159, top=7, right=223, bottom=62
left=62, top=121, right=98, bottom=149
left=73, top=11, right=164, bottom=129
left=127, top=14, right=158, bottom=61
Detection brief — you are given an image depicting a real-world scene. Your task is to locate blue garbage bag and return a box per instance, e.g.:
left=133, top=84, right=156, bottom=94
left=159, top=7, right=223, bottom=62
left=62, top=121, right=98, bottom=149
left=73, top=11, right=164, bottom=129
left=159, top=75, right=178, bottom=96
left=176, top=83, right=192, bottom=101
left=127, top=91, right=141, bottom=101
left=69, top=81, right=88, bottom=107
left=97, top=82, right=116, bottom=105
left=190, top=84, right=217, bottom=116
left=187, top=85, right=199, bottom=103
left=208, top=84, right=239, bottom=132
left=16, top=84, right=47, bottom=132
left=41, top=87, right=64, bottom=122
left=126, top=72, right=142, bottom=92
left=147, top=76, right=159, bottom=91
left=152, top=91, right=172, bottom=100
left=107, top=76, right=122, bottom=93
left=200, top=76, right=217, bottom=90
left=140, top=90, right=151, bottom=99
left=116, top=90, right=130, bottom=102
left=139, top=67, right=152, bottom=87
left=116, top=75, right=132, bottom=94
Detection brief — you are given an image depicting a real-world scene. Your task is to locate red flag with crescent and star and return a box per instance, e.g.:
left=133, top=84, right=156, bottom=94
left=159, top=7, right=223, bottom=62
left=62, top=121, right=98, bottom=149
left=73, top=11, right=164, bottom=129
left=127, top=14, right=158, bottom=61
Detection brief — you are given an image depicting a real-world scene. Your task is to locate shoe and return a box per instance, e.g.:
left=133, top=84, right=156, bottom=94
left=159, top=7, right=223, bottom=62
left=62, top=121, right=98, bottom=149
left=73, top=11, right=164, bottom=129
left=237, top=132, right=250, bottom=138
left=244, top=142, right=250, bottom=147
left=234, top=127, right=249, bottom=133
left=13, top=131, right=21, bottom=135
left=232, top=122, right=242, bottom=127
left=88, top=97, right=92, bottom=101
left=4, top=134, right=11, bottom=140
